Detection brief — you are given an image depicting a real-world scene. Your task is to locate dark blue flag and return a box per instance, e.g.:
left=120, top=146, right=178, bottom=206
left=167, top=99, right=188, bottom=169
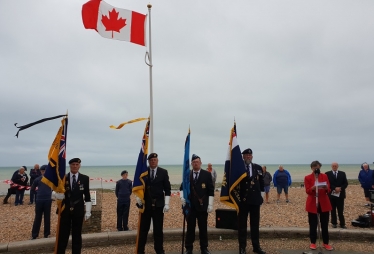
left=182, top=129, right=191, bottom=217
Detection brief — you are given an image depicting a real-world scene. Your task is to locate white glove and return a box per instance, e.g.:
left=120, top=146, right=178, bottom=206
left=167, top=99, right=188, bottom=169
left=85, top=202, right=92, bottom=221
left=136, top=197, right=143, bottom=206
left=207, top=196, right=214, bottom=213
left=261, top=192, right=265, bottom=198
left=180, top=191, right=186, bottom=207
left=163, top=196, right=170, bottom=213
left=52, top=191, right=65, bottom=200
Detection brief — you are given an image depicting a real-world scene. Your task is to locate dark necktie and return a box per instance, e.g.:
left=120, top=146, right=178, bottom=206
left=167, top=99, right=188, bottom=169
left=194, top=172, right=198, bottom=184
left=246, top=165, right=251, bottom=177
left=151, top=170, right=155, bottom=181
left=72, top=175, right=76, bottom=190
left=334, top=171, right=337, bottom=179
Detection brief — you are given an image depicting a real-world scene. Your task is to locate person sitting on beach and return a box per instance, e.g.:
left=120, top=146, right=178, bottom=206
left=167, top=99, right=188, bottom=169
left=115, top=170, right=132, bottom=231
left=3, top=168, right=23, bottom=204
left=304, top=160, right=333, bottom=251
left=12, top=166, right=29, bottom=206
left=358, top=162, right=374, bottom=206
left=262, top=166, right=272, bottom=203
left=273, top=165, right=292, bottom=203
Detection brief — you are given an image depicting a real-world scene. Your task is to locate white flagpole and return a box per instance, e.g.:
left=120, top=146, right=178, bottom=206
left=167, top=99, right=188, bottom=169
left=147, top=4, right=154, bottom=153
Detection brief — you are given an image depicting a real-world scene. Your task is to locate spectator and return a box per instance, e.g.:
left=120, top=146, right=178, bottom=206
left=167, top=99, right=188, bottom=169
left=115, top=170, right=132, bottom=231
left=29, top=164, right=41, bottom=205
left=358, top=162, right=374, bottom=206
left=273, top=165, right=292, bottom=203
left=325, top=162, right=348, bottom=229
left=12, top=166, right=29, bottom=206
left=262, top=166, right=272, bottom=203
left=206, top=163, right=217, bottom=188
left=3, top=168, right=21, bottom=204
left=31, top=165, right=52, bottom=239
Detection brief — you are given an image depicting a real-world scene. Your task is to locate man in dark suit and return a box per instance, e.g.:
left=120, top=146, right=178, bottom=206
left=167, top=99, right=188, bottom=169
left=55, top=158, right=91, bottom=254
left=136, top=153, right=171, bottom=254
left=325, top=162, right=348, bottom=229
left=237, top=148, right=266, bottom=254
left=180, top=154, right=214, bottom=254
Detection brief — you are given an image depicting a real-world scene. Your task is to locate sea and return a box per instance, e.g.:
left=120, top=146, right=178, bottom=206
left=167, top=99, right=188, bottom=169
left=0, top=164, right=363, bottom=195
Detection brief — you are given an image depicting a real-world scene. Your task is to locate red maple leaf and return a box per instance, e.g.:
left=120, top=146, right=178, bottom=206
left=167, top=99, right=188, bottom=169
left=101, top=8, right=127, bottom=38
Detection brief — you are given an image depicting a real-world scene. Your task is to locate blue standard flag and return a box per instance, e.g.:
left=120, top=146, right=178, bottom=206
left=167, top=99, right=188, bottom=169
left=182, top=128, right=191, bottom=217
left=132, top=119, right=150, bottom=213
left=41, top=116, right=68, bottom=194
left=220, top=123, right=247, bottom=212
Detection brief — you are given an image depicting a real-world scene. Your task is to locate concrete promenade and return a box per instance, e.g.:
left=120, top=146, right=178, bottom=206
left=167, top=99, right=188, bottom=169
left=0, top=227, right=373, bottom=253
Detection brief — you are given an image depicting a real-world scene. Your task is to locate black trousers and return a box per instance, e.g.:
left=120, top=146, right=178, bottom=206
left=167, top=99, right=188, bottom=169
left=137, top=207, right=164, bottom=254
left=117, top=201, right=130, bottom=231
left=185, top=208, right=208, bottom=251
left=238, top=204, right=261, bottom=250
left=3, top=188, right=13, bottom=203
left=329, top=197, right=345, bottom=226
left=31, top=199, right=52, bottom=238
left=57, top=213, right=84, bottom=254
left=308, top=210, right=329, bottom=244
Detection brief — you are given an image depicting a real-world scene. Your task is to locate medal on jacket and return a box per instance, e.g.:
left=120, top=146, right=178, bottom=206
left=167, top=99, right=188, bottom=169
left=202, top=183, right=206, bottom=189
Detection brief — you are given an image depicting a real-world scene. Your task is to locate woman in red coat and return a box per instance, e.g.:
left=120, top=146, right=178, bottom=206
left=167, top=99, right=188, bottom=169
left=304, top=160, right=333, bottom=251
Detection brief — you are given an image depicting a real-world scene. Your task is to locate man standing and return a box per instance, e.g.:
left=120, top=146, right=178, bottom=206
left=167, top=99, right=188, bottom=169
left=115, top=170, right=132, bottom=231
left=358, top=162, right=374, bottom=206
left=206, top=163, right=217, bottom=188
left=180, top=154, right=214, bottom=254
left=273, top=165, right=292, bottom=203
left=29, top=164, right=41, bottom=205
left=325, top=162, right=348, bottom=229
left=31, top=165, right=52, bottom=239
left=55, top=158, right=91, bottom=254
left=262, top=166, right=272, bottom=204
left=136, top=153, right=171, bottom=254
left=237, top=148, right=266, bottom=254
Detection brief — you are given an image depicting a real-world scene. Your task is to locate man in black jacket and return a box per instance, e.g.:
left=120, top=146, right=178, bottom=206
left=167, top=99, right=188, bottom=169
left=136, top=153, right=171, bottom=254
left=180, top=154, right=214, bottom=254
left=325, top=162, right=348, bottom=229
left=238, top=148, right=266, bottom=254
left=55, top=158, right=91, bottom=254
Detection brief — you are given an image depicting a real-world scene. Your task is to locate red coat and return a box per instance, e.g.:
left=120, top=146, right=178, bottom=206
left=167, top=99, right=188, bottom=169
left=304, top=173, right=332, bottom=214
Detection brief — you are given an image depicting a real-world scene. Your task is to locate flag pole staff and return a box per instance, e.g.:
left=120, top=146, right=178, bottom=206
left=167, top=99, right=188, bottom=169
left=147, top=3, right=154, bottom=153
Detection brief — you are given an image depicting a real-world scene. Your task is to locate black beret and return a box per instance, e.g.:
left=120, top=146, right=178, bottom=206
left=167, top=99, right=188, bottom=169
left=69, top=158, right=81, bottom=164
left=191, top=154, right=200, bottom=161
left=40, top=165, right=48, bottom=171
left=147, top=153, right=158, bottom=160
left=242, top=148, right=253, bottom=155
left=21, top=166, right=27, bottom=171
left=121, top=170, right=128, bottom=175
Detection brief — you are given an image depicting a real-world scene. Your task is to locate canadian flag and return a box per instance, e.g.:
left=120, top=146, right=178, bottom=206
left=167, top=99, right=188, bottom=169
left=82, top=0, right=146, bottom=46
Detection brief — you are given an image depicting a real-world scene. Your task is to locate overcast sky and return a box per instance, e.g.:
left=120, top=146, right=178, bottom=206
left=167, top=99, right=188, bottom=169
left=1, top=0, right=373, bottom=167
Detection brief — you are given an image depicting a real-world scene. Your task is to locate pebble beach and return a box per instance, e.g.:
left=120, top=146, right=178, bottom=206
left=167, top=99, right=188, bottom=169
left=1, top=184, right=373, bottom=253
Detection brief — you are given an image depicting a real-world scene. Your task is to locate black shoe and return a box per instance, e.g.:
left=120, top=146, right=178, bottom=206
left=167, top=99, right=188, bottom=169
left=201, top=249, right=211, bottom=254
left=28, top=202, right=33, bottom=205
left=3, top=200, right=9, bottom=204
left=30, top=237, right=36, bottom=240
left=332, top=224, right=337, bottom=228
left=239, top=247, right=246, bottom=254
left=340, top=225, right=347, bottom=229
left=185, top=250, right=193, bottom=254
left=253, top=248, right=266, bottom=254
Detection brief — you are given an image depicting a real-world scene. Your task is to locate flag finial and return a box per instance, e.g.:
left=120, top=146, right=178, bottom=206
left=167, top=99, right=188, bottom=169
left=147, top=3, right=152, bottom=8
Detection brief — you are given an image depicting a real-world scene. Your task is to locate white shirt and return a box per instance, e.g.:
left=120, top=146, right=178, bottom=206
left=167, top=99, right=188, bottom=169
left=70, top=172, right=79, bottom=190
